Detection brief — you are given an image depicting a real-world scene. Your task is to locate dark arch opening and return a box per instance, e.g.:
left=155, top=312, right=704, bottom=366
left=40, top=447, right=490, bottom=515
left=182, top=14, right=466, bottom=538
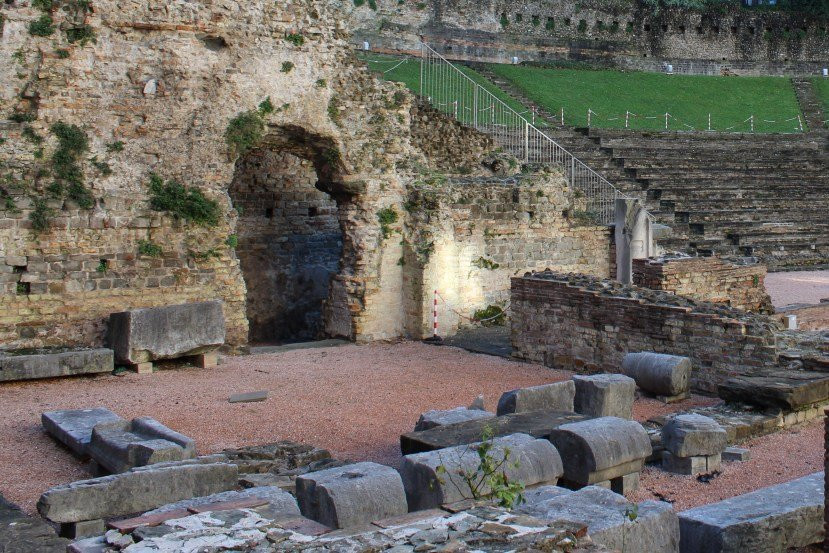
left=228, top=126, right=349, bottom=344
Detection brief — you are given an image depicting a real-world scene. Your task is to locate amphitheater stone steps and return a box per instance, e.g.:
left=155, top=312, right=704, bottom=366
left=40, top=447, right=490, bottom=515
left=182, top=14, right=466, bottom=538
left=792, top=78, right=827, bottom=132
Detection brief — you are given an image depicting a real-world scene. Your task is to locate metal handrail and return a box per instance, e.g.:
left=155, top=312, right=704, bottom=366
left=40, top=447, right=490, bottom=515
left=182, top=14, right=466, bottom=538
left=419, top=42, right=649, bottom=225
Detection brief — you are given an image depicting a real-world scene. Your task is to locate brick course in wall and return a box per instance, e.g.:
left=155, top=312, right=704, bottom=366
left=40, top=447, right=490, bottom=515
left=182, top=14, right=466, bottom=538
left=511, top=272, right=781, bottom=394
left=633, top=256, right=774, bottom=314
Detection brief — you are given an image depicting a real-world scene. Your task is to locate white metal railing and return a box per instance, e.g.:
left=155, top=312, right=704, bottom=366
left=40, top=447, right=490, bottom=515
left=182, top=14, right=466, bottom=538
left=419, top=43, right=641, bottom=225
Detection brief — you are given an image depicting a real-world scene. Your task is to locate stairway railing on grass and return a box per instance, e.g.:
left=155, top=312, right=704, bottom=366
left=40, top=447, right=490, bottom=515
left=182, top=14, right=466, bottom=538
left=419, top=43, right=644, bottom=225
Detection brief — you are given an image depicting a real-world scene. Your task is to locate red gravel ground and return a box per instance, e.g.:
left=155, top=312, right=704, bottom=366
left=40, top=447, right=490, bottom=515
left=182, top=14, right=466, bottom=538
left=0, top=342, right=820, bottom=517
left=765, top=270, right=829, bottom=308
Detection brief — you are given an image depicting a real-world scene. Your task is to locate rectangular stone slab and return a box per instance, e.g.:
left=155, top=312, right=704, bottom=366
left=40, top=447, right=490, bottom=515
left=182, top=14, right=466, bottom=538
left=228, top=391, right=268, bottom=404
left=42, top=408, right=124, bottom=458
left=678, top=472, right=824, bottom=553
left=400, top=410, right=586, bottom=455
left=0, top=349, right=113, bottom=382
left=718, top=371, right=829, bottom=410
left=37, top=463, right=238, bottom=523
left=107, top=301, right=225, bottom=365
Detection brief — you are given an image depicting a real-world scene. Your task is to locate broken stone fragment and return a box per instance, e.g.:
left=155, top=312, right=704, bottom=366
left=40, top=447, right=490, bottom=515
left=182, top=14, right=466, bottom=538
left=496, top=380, right=575, bottom=415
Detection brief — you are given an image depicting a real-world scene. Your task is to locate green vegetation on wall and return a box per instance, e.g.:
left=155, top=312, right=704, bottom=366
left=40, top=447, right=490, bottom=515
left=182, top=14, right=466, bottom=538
left=147, top=173, right=220, bottom=226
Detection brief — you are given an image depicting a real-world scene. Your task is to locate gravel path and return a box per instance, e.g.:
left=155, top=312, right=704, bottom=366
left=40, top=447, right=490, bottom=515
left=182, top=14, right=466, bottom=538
left=765, top=270, right=829, bottom=308
left=0, top=341, right=820, bottom=517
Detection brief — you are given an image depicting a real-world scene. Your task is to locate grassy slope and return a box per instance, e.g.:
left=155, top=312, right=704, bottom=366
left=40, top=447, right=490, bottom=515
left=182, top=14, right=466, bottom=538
left=813, top=77, right=829, bottom=127
left=487, top=64, right=805, bottom=133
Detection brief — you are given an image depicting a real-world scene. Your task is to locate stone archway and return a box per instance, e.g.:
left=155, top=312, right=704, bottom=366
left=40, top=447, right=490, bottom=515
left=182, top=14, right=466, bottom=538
left=228, top=126, right=351, bottom=344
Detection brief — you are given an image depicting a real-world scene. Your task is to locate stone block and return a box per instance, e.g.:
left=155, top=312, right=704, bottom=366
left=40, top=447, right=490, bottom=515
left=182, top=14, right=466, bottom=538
left=42, top=408, right=124, bottom=458
left=87, top=417, right=196, bottom=473
left=661, top=414, right=727, bottom=458
left=496, top=381, right=575, bottom=415
left=413, top=407, right=495, bottom=431
left=610, top=472, right=640, bottom=495
left=548, top=417, right=652, bottom=487
left=37, top=462, right=238, bottom=523
left=400, top=410, right=586, bottom=455
left=678, top=472, right=823, bottom=553
left=573, top=374, right=636, bottom=419
left=718, top=371, right=829, bottom=410
left=67, top=536, right=107, bottom=553
left=662, top=452, right=721, bottom=476
left=107, top=301, right=225, bottom=365
left=722, top=446, right=750, bottom=462
left=194, top=351, right=218, bottom=368
left=0, top=494, right=68, bottom=553
left=519, top=485, right=680, bottom=553
left=142, top=486, right=299, bottom=518
left=0, top=349, right=113, bottom=382
left=295, top=462, right=407, bottom=529
left=59, top=519, right=105, bottom=539
left=400, top=433, right=563, bottom=511
left=622, top=352, right=691, bottom=399
left=228, top=391, right=268, bottom=404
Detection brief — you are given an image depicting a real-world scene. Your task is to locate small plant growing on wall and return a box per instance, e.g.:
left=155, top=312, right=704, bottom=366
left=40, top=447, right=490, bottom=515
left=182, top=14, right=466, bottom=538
left=137, top=239, right=163, bottom=257
left=29, top=14, right=55, bottom=36
left=280, top=61, right=295, bottom=73
left=472, top=256, right=500, bottom=270
left=377, top=207, right=398, bottom=239
left=29, top=197, right=52, bottom=233
left=285, top=33, right=304, bottom=47
left=473, top=305, right=506, bottom=326
left=147, top=173, right=220, bottom=226
left=225, top=98, right=275, bottom=157
left=51, top=122, right=95, bottom=209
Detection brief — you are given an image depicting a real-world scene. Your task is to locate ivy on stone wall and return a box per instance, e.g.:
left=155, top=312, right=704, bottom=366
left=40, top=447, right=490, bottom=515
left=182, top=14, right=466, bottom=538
left=147, top=173, right=220, bottom=227
left=225, top=97, right=275, bottom=157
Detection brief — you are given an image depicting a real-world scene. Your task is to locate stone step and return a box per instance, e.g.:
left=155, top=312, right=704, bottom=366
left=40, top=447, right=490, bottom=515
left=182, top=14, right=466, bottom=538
left=678, top=472, right=824, bottom=553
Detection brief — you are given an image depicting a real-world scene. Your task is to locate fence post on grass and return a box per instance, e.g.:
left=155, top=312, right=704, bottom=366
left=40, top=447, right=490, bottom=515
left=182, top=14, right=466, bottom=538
left=625, top=111, right=630, bottom=129
left=665, top=112, right=670, bottom=130
left=473, top=87, right=479, bottom=128
left=588, top=109, right=592, bottom=128
left=750, top=115, right=755, bottom=133
left=561, top=107, right=565, bottom=126
left=524, top=119, right=530, bottom=163
left=708, top=113, right=712, bottom=132
left=798, top=115, right=803, bottom=132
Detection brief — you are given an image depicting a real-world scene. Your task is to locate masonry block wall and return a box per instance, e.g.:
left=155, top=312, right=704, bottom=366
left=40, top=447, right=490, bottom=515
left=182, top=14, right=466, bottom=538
left=633, top=257, right=774, bottom=314
left=346, top=0, right=829, bottom=74
left=404, top=171, right=613, bottom=338
left=511, top=272, right=781, bottom=393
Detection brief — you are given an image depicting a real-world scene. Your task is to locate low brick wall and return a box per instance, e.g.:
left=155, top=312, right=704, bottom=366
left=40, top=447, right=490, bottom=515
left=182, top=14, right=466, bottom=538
left=633, top=257, right=774, bottom=314
left=511, top=272, right=781, bottom=394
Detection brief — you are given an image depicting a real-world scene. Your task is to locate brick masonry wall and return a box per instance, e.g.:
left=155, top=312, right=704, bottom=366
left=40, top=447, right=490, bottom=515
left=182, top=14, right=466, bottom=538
left=633, top=257, right=774, bottom=314
left=511, top=273, right=781, bottom=393
left=345, top=0, right=829, bottom=73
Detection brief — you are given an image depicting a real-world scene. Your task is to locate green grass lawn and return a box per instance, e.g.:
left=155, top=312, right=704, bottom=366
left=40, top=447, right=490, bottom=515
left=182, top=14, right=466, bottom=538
left=486, top=64, right=805, bottom=133
left=813, top=77, right=829, bottom=128
left=357, top=52, right=534, bottom=127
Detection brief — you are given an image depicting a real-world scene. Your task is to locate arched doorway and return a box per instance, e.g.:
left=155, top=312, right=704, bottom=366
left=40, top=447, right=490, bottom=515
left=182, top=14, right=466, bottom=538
left=228, top=127, right=346, bottom=344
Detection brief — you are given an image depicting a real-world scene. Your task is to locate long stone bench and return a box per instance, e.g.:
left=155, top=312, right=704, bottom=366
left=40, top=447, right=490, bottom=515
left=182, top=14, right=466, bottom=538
left=678, top=472, right=824, bottom=553
left=0, top=348, right=113, bottom=382
left=400, top=410, right=587, bottom=455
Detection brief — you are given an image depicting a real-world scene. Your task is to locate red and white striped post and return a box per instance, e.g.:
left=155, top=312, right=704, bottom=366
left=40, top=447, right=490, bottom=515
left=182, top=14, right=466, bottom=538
left=433, top=289, right=439, bottom=338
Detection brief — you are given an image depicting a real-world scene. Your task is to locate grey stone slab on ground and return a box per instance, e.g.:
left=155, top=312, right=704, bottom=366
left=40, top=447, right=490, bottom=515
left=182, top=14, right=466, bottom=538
left=662, top=414, right=727, bottom=458
left=87, top=417, right=196, bottom=473
left=400, top=433, right=563, bottom=511
left=622, top=352, right=691, bottom=398
left=107, top=300, right=225, bottom=365
left=519, top=485, right=679, bottom=553
left=573, top=374, right=636, bottom=419
left=662, top=452, right=721, bottom=476
left=678, top=472, right=824, bottom=553
left=548, top=417, right=652, bottom=486
left=400, top=410, right=587, bottom=455
left=414, top=407, right=495, bottom=431
left=143, top=486, right=299, bottom=516
left=722, top=446, right=751, bottom=462
left=0, top=348, right=113, bottom=382
left=295, top=462, right=407, bottom=529
left=37, top=462, right=238, bottom=523
left=0, top=494, right=69, bottom=552
left=228, top=391, right=268, bottom=403
left=496, top=381, right=575, bottom=416
left=42, top=408, right=124, bottom=457
left=718, top=370, right=829, bottom=410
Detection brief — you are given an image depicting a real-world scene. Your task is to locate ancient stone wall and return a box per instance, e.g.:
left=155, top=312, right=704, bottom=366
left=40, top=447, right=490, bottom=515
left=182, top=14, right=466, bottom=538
left=633, top=256, right=774, bottom=314
left=511, top=272, right=781, bottom=393
left=346, top=0, right=829, bottom=73
left=776, top=302, right=829, bottom=331
left=403, top=171, right=613, bottom=338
